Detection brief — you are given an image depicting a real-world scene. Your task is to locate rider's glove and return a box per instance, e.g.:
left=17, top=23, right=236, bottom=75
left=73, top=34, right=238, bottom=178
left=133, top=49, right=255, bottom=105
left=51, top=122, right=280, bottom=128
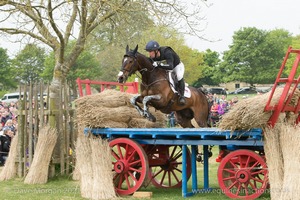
left=153, top=61, right=159, bottom=67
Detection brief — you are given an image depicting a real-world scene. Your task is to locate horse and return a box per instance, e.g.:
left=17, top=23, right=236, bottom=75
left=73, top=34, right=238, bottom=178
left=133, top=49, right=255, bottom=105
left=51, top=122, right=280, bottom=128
left=117, top=45, right=209, bottom=128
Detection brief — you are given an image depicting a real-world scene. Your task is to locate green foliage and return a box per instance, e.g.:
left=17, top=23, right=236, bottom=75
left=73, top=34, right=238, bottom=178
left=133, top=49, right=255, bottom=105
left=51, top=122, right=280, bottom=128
left=11, top=44, right=46, bottom=84
left=91, top=25, right=205, bottom=84
left=220, top=27, right=292, bottom=85
left=285, top=34, right=300, bottom=76
left=0, top=47, right=16, bottom=90
left=193, top=49, right=221, bottom=87
left=42, top=41, right=101, bottom=90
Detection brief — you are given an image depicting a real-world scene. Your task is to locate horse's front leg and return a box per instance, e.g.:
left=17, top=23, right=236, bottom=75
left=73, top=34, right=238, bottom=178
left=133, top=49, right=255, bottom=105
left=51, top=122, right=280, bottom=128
left=142, top=94, right=161, bottom=122
left=130, top=95, right=144, bottom=116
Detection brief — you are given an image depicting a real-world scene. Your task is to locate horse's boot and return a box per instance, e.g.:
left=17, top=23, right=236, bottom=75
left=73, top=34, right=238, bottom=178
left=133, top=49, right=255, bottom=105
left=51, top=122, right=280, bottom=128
left=178, top=79, right=186, bottom=105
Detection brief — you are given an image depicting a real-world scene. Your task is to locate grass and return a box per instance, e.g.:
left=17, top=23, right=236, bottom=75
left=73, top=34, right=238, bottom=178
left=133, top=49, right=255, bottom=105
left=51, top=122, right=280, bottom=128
left=0, top=146, right=271, bottom=199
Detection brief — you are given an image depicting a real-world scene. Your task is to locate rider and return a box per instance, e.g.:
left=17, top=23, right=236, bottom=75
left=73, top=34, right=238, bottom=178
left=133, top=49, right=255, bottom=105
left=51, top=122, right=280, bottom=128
left=145, top=40, right=186, bottom=105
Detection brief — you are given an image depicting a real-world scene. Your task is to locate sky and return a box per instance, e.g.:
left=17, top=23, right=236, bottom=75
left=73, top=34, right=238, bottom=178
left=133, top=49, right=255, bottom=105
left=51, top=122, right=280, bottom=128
left=185, top=0, right=300, bottom=54
left=1, top=0, right=300, bottom=57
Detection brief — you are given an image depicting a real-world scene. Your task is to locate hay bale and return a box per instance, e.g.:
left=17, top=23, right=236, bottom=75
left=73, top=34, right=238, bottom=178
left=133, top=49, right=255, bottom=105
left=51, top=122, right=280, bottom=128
left=24, top=126, right=58, bottom=184
left=219, top=88, right=300, bottom=131
left=75, top=89, right=132, bottom=108
left=0, top=133, right=18, bottom=181
left=76, top=135, right=94, bottom=199
left=75, top=89, right=167, bottom=129
left=264, top=125, right=284, bottom=199
left=90, top=137, right=116, bottom=199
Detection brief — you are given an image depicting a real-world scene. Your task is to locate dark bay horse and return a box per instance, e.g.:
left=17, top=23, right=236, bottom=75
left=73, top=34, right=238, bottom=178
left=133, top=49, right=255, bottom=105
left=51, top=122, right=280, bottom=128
left=117, top=45, right=209, bottom=128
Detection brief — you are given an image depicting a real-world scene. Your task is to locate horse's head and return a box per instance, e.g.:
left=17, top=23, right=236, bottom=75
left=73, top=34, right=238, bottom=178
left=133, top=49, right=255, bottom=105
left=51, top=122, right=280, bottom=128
left=117, top=45, right=139, bottom=83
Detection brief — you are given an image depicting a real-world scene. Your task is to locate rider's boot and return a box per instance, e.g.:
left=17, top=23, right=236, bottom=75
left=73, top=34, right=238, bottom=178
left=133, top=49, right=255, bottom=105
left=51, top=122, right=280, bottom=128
left=178, top=79, right=186, bottom=105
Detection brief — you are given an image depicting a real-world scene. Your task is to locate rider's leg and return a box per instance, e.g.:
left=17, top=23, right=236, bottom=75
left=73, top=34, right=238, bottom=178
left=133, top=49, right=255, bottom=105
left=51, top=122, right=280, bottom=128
left=178, top=78, right=186, bottom=105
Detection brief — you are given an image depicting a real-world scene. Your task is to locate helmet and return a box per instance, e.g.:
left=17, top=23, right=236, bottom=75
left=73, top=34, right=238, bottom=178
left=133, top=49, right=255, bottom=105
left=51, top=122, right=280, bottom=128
left=145, top=40, right=160, bottom=51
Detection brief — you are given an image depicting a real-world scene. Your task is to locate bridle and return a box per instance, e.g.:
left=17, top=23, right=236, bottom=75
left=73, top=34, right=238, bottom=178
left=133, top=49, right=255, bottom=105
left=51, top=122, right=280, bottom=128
left=121, top=53, right=169, bottom=89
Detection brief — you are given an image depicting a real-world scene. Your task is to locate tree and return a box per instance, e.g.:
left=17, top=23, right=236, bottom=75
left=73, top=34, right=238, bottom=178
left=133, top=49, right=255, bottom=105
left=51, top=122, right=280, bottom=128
left=220, top=27, right=292, bottom=85
left=0, top=47, right=16, bottom=90
left=42, top=43, right=101, bottom=96
left=285, top=34, right=300, bottom=76
left=93, top=25, right=207, bottom=84
left=193, top=49, right=221, bottom=87
left=0, top=0, right=208, bottom=176
left=11, top=44, right=46, bottom=84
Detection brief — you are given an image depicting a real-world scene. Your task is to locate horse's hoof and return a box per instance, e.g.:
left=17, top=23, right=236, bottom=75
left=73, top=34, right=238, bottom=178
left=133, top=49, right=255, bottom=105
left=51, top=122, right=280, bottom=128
left=147, top=114, right=156, bottom=122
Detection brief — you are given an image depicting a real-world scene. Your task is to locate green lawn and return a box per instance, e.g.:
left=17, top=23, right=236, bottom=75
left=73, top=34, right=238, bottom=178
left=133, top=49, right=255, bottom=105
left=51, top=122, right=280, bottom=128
left=0, top=146, right=270, bottom=199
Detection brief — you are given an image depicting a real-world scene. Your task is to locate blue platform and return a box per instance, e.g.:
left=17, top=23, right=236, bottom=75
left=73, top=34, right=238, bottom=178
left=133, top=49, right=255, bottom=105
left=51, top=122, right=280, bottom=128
left=85, top=127, right=264, bottom=197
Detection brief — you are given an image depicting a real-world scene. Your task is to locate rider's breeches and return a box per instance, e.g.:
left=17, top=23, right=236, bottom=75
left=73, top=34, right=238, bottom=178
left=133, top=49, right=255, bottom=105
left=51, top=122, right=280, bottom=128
left=174, top=62, right=184, bottom=81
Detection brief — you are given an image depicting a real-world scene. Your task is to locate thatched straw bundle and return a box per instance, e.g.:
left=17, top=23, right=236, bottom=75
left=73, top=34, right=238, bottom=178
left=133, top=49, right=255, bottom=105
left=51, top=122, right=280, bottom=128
left=278, top=124, right=300, bottom=199
left=219, top=88, right=300, bottom=131
left=24, top=126, right=58, bottom=184
left=75, top=135, right=94, bottom=199
left=90, top=137, right=116, bottom=199
left=76, top=135, right=116, bottom=199
left=263, top=125, right=284, bottom=199
left=75, top=89, right=167, bottom=128
left=0, top=133, right=18, bottom=181
left=264, top=123, right=300, bottom=199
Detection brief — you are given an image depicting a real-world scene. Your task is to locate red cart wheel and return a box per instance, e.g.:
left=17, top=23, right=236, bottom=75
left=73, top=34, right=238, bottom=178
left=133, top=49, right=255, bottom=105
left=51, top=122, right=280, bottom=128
left=145, top=145, right=192, bottom=188
left=218, top=149, right=268, bottom=199
left=110, top=138, right=149, bottom=195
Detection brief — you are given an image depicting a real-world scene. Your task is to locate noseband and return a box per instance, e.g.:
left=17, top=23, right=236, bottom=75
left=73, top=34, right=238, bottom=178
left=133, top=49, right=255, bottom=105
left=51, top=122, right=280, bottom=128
left=121, top=55, right=137, bottom=75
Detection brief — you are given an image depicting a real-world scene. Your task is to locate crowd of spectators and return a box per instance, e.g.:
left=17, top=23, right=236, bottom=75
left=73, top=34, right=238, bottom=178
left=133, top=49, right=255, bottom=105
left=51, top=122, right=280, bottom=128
left=207, top=93, right=239, bottom=126
left=0, top=101, right=18, bottom=166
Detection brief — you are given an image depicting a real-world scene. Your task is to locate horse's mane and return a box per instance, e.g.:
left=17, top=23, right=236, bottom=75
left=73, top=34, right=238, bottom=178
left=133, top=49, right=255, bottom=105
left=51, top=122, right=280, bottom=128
left=137, top=52, right=153, bottom=64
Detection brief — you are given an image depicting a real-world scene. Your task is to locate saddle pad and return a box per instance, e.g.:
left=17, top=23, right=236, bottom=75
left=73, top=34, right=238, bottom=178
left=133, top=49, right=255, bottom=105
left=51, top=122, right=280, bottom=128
left=168, top=72, right=191, bottom=98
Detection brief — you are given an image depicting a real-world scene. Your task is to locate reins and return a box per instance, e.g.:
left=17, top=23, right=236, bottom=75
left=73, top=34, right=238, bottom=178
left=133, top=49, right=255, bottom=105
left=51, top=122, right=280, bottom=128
left=133, top=57, right=171, bottom=89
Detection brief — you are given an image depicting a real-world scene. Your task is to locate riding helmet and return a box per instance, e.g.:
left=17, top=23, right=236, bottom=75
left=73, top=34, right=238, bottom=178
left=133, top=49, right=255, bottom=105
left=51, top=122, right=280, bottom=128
left=145, top=40, right=160, bottom=51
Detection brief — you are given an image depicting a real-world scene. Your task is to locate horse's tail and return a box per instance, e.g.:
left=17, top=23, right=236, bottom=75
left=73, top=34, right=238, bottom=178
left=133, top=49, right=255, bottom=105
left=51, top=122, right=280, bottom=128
left=197, top=87, right=208, bottom=96
left=195, top=87, right=211, bottom=126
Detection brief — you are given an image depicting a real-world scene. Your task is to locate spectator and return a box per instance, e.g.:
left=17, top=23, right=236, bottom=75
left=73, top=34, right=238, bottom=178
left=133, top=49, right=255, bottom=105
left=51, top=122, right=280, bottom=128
left=0, top=123, right=3, bottom=136
left=4, top=119, right=16, bottom=134
left=210, top=101, right=219, bottom=126
left=1, top=110, right=12, bottom=126
left=0, top=127, right=14, bottom=166
left=213, top=93, right=220, bottom=104
left=232, top=96, right=239, bottom=105
left=219, top=95, right=227, bottom=103
left=207, top=93, right=214, bottom=110
left=218, top=101, right=227, bottom=115
left=210, top=101, right=219, bottom=115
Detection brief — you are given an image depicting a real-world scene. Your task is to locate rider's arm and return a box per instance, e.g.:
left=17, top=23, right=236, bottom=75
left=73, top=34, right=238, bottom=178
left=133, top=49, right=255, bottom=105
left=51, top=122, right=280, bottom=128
left=158, top=63, right=173, bottom=70
left=157, top=50, right=175, bottom=70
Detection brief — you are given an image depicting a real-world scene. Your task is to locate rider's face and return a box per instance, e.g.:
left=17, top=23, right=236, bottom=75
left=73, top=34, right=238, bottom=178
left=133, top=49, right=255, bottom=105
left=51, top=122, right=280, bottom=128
left=148, top=50, right=158, bottom=59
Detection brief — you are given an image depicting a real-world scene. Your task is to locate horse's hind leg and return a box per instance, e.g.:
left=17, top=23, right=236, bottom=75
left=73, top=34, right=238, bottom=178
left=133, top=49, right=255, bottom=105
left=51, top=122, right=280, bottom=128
left=175, top=109, right=194, bottom=128
left=193, top=109, right=209, bottom=127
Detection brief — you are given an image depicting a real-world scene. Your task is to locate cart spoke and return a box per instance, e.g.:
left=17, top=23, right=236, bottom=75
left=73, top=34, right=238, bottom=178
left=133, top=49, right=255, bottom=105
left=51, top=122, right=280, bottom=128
left=116, top=144, right=124, bottom=159
left=151, top=168, right=164, bottom=179
left=169, top=146, right=177, bottom=159
left=170, top=169, right=180, bottom=183
left=111, top=149, right=120, bottom=161
left=159, top=170, right=167, bottom=185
